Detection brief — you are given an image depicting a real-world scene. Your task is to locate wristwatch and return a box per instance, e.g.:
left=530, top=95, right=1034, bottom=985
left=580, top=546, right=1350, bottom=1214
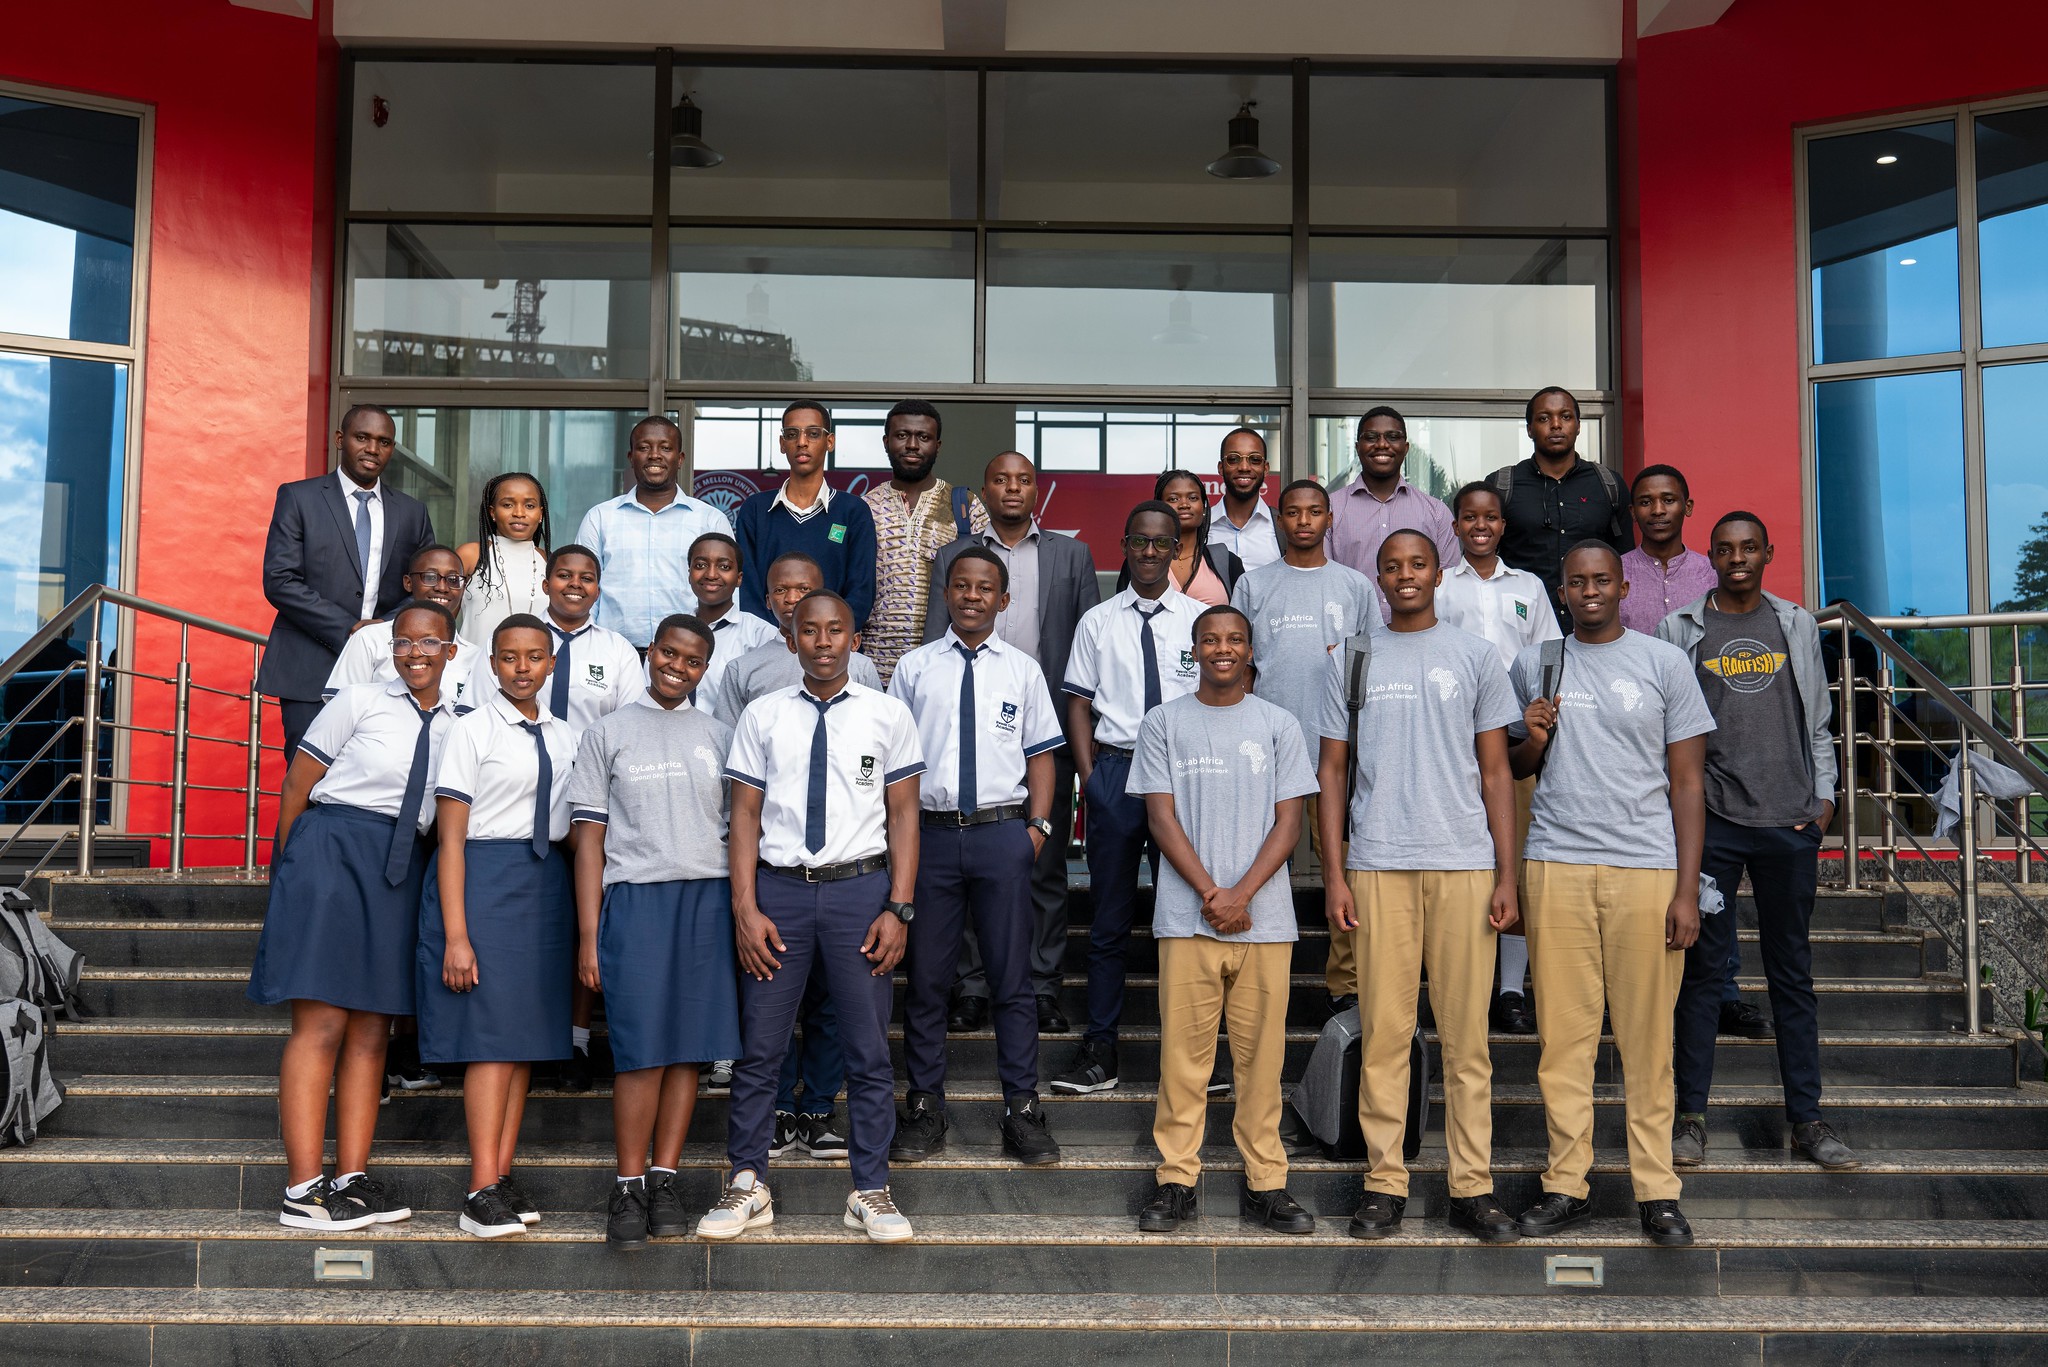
left=1028, top=817, right=1055, bottom=839
left=885, top=900, right=917, bottom=925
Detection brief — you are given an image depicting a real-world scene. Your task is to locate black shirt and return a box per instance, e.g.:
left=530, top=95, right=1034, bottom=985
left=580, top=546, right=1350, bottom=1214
left=1490, top=455, right=1635, bottom=628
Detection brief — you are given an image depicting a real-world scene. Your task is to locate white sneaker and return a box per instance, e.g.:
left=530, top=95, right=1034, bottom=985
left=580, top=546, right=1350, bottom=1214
left=844, top=1186, right=914, bottom=1243
left=697, top=1170, right=774, bottom=1241
left=278, top=1176, right=376, bottom=1232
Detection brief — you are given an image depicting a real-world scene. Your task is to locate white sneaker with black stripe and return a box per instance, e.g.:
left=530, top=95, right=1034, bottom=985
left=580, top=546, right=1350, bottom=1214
left=279, top=1176, right=376, bottom=1232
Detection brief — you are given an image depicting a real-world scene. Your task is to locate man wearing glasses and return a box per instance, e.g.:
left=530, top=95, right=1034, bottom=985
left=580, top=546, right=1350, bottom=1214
left=324, top=545, right=481, bottom=713
left=1206, top=427, right=1281, bottom=573
left=1325, top=407, right=1458, bottom=622
left=733, top=400, right=879, bottom=631
left=1486, top=387, right=1635, bottom=631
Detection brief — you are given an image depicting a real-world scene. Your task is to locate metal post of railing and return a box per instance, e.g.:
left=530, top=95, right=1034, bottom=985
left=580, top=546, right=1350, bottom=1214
left=2014, top=622, right=2032, bottom=885
left=1876, top=653, right=1899, bottom=879
left=75, top=605, right=104, bottom=876
left=1838, top=617, right=1861, bottom=890
left=1958, top=743, right=1982, bottom=1035
left=243, top=645, right=263, bottom=873
left=168, top=623, right=192, bottom=875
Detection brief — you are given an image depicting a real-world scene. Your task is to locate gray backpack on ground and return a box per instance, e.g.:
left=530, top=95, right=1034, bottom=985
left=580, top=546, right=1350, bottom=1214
left=0, top=886, right=82, bottom=1146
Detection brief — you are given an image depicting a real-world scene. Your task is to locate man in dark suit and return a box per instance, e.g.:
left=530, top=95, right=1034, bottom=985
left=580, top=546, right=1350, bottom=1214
left=924, top=451, right=1101, bottom=1033
left=256, top=404, right=436, bottom=758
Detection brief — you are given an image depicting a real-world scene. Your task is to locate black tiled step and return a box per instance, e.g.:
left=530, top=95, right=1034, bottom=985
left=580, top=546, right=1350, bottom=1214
left=33, top=874, right=271, bottom=923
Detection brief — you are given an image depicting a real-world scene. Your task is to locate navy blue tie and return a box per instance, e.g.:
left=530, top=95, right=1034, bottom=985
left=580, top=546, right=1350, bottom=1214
left=519, top=720, right=553, bottom=859
left=803, top=692, right=845, bottom=855
left=954, top=642, right=980, bottom=815
left=1138, top=605, right=1164, bottom=714
left=383, top=703, right=436, bottom=886
left=352, top=490, right=374, bottom=589
left=548, top=624, right=575, bottom=721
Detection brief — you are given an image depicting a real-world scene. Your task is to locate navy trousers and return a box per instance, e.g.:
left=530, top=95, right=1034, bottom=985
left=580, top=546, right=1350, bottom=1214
left=906, top=820, right=1039, bottom=1100
left=1674, top=813, right=1825, bottom=1122
left=1082, top=751, right=1156, bottom=1047
left=774, top=982, right=843, bottom=1116
left=958, top=750, right=1075, bottom=1000
left=278, top=699, right=324, bottom=763
left=728, top=869, right=895, bottom=1191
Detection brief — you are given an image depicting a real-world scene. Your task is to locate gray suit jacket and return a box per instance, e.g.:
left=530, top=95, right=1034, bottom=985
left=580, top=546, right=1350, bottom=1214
left=924, top=528, right=1101, bottom=734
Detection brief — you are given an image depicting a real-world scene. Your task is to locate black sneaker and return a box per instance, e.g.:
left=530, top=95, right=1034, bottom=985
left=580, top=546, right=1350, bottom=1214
left=607, top=1180, right=650, bottom=1250
left=1207, top=1050, right=1233, bottom=1095
left=1000, top=1093, right=1061, bottom=1166
left=1049, top=1041, right=1118, bottom=1094
left=1036, top=994, right=1070, bottom=1034
left=889, top=1091, right=948, bottom=1162
left=800, top=1111, right=849, bottom=1160
left=1490, top=991, right=1537, bottom=1035
left=279, top=1176, right=375, bottom=1232
left=561, top=1046, right=594, bottom=1093
left=1719, top=1001, right=1774, bottom=1038
left=1325, top=993, right=1358, bottom=1020
left=1241, top=1185, right=1315, bottom=1234
left=1346, top=1191, right=1405, bottom=1239
left=496, top=1173, right=540, bottom=1225
left=1138, top=1181, right=1197, bottom=1233
left=1446, top=1193, right=1520, bottom=1244
left=1639, top=1199, right=1694, bottom=1247
left=703, top=1060, right=734, bottom=1091
left=384, top=1035, right=442, bottom=1092
left=1517, top=1191, right=1593, bottom=1236
left=330, top=1173, right=412, bottom=1224
left=947, top=994, right=988, bottom=1033
left=646, top=1170, right=689, bottom=1237
left=770, top=1110, right=802, bottom=1157
left=460, top=1185, right=527, bottom=1239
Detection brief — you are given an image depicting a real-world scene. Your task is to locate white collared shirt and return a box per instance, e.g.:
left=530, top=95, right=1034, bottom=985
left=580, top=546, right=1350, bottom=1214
left=574, top=490, right=735, bottom=647
left=694, top=608, right=780, bottom=706
left=1435, top=556, right=1563, bottom=669
left=434, top=691, right=578, bottom=843
left=300, top=679, right=459, bottom=830
left=1207, top=498, right=1281, bottom=572
left=336, top=470, right=385, bottom=620
left=1062, top=587, right=1204, bottom=749
left=469, top=615, right=646, bottom=744
left=889, top=629, right=1065, bottom=812
left=726, top=681, right=925, bottom=868
left=323, top=618, right=482, bottom=712
left=770, top=480, right=833, bottom=523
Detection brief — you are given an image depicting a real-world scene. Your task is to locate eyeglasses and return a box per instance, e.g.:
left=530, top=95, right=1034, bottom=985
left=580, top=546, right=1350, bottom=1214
left=1219, top=454, right=1268, bottom=469
left=1358, top=433, right=1408, bottom=448
left=411, top=571, right=466, bottom=589
left=781, top=426, right=831, bottom=442
left=391, top=637, right=451, bottom=657
left=1122, top=535, right=1177, bottom=554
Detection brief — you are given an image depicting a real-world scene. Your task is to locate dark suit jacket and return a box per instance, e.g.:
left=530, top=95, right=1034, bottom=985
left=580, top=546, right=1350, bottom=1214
left=924, top=528, right=1101, bottom=735
left=255, top=474, right=435, bottom=702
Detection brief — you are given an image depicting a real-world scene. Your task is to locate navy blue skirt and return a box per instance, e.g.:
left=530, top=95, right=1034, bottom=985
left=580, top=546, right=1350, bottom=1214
left=599, top=878, right=742, bottom=1073
left=248, top=803, right=424, bottom=1016
left=415, top=839, right=574, bottom=1065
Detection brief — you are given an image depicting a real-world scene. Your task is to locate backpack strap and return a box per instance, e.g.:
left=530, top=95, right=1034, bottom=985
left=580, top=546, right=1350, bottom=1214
left=1488, top=464, right=1516, bottom=507
left=1591, top=462, right=1629, bottom=543
left=1538, top=636, right=1566, bottom=699
left=951, top=485, right=974, bottom=540
left=1342, top=631, right=1374, bottom=838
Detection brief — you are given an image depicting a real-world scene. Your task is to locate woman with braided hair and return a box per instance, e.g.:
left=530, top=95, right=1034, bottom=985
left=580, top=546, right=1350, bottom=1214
left=457, top=471, right=554, bottom=649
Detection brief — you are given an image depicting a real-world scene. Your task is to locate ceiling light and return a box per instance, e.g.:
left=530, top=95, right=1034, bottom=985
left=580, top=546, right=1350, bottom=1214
left=1205, top=103, right=1281, bottom=180
left=668, top=94, right=724, bottom=169
left=1899, top=257, right=1918, bottom=266
left=1876, top=154, right=1898, bottom=164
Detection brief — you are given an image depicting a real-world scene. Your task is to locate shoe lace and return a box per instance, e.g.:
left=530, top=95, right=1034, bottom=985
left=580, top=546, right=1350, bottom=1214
left=713, top=1181, right=762, bottom=1213
left=1802, top=1120, right=1841, bottom=1143
left=610, top=1183, right=644, bottom=1212
left=853, top=1187, right=900, bottom=1218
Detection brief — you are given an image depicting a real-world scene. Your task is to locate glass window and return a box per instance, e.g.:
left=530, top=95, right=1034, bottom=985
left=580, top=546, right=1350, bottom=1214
left=1814, top=369, right=1967, bottom=617
left=985, top=233, right=1289, bottom=386
left=988, top=71, right=1292, bottom=225
left=0, top=96, right=139, bottom=345
left=685, top=404, right=892, bottom=471
left=1014, top=408, right=1282, bottom=474
left=1808, top=120, right=1961, bottom=364
left=1985, top=361, right=2048, bottom=611
left=349, top=62, right=653, bottom=215
left=1310, top=75, right=1607, bottom=228
left=1312, top=413, right=1603, bottom=492
left=345, top=225, right=651, bottom=380
left=668, top=68, right=976, bottom=219
left=671, top=228, right=973, bottom=383
left=1309, top=238, right=1605, bottom=390
left=1976, top=105, right=2048, bottom=350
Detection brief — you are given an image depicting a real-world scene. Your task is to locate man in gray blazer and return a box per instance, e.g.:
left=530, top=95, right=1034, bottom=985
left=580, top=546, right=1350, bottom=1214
left=256, top=405, right=436, bottom=758
left=924, top=451, right=1101, bottom=1033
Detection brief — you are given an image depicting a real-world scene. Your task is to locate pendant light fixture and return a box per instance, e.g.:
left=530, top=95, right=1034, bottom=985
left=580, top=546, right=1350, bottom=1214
left=668, top=93, right=724, bottom=169
left=1205, top=102, right=1280, bottom=180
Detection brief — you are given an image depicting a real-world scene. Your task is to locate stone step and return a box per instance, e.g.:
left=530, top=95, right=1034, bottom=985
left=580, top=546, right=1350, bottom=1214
left=0, top=1285, right=2044, bottom=1366
left=5, top=1208, right=2048, bottom=1299
left=8, top=1138, right=2048, bottom=1221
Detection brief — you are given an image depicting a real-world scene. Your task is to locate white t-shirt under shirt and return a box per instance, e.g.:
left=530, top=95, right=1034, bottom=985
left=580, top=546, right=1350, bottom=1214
left=1508, top=629, right=1717, bottom=870
left=1127, top=693, right=1319, bottom=943
left=1313, top=622, right=1521, bottom=872
left=1229, top=558, right=1379, bottom=738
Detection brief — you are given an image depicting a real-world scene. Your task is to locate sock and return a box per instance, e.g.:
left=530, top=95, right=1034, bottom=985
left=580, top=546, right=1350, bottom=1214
left=649, top=1166, right=676, bottom=1178
left=1497, top=932, right=1530, bottom=995
left=285, top=1177, right=322, bottom=1200
left=616, top=1173, right=644, bottom=1186
left=1680, top=1111, right=1706, bottom=1123
left=334, top=1171, right=365, bottom=1189
left=572, top=1026, right=591, bottom=1052
left=467, top=1188, right=487, bottom=1200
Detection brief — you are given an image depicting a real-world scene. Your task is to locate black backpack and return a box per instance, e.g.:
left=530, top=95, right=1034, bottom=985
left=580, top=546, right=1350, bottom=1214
left=1489, top=460, right=1630, bottom=545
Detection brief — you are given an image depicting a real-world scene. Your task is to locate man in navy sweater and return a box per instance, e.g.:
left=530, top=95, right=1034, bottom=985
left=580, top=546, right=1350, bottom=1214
left=734, top=401, right=878, bottom=630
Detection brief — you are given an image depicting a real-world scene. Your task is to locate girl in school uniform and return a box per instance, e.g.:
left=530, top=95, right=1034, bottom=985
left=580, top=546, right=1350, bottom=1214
left=248, top=600, right=463, bottom=1232
left=416, top=612, right=578, bottom=1240
left=457, top=472, right=553, bottom=650
left=566, top=614, right=742, bottom=1248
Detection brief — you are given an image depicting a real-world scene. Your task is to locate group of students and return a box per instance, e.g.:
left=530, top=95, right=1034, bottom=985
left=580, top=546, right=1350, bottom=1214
left=247, top=391, right=1855, bottom=1253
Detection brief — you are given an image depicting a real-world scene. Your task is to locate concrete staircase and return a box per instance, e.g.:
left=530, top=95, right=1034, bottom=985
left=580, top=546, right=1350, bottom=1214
left=5, top=869, right=2048, bottom=1364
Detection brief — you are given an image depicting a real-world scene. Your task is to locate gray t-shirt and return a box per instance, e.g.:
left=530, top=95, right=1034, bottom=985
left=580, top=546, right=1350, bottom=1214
left=565, top=699, right=733, bottom=886
left=1314, top=622, right=1521, bottom=872
left=1231, top=559, right=1379, bottom=731
left=710, top=640, right=883, bottom=727
left=1127, top=693, right=1319, bottom=943
left=1697, top=602, right=1822, bottom=828
left=1509, top=629, right=1717, bottom=870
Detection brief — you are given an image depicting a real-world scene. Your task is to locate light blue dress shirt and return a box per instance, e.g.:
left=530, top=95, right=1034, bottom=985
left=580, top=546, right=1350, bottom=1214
left=574, top=490, right=734, bottom=648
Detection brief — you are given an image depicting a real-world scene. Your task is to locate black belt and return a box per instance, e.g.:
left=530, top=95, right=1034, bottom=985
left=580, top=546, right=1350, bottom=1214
left=1095, top=744, right=1135, bottom=758
left=923, top=803, right=1026, bottom=829
left=758, top=853, right=889, bottom=883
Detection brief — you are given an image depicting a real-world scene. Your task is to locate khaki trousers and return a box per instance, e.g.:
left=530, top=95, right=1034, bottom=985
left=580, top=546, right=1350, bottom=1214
left=1153, top=936, right=1292, bottom=1189
left=1306, top=795, right=1358, bottom=997
left=1525, top=860, right=1684, bottom=1202
left=1349, top=869, right=1498, bottom=1198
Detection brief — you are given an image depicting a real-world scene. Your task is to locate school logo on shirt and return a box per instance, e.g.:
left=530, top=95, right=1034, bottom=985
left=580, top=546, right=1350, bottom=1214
left=995, top=700, right=1019, bottom=734
left=828, top=523, right=848, bottom=544
left=1177, top=649, right=1197, bottom=679
left=1610, top=678, right=1645, bottom=712
left=1237, top=739, right=1268, bottom=774
left=585, top=663, right=607, bottom=691
left=1514, top=600, right=1529, bottom=621
left=856, top=753, right=877, bottom=788
left=1427, top=667, right=1460, bottom=702
left=1702, top=639, right=1788, bottom=695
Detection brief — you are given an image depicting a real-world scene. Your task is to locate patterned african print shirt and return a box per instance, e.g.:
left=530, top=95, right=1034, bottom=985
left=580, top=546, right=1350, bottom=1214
left=862, top=480, right=989, bottom=685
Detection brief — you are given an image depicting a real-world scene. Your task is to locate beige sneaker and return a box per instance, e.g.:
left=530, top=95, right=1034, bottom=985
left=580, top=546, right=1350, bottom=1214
left=844, top=1186, right=914, bottom=1243
left=697, top=1170, right=774, bottom=1241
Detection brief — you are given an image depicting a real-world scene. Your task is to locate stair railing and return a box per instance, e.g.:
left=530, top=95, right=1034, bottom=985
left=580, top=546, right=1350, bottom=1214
left=1818, top=603, right=2048, bottom=1033
left=0, top=586, right=274, bottom=887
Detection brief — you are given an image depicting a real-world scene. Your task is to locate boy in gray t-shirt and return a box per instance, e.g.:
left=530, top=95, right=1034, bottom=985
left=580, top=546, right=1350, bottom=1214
left=1125, top=604, right=1318, bottom=1237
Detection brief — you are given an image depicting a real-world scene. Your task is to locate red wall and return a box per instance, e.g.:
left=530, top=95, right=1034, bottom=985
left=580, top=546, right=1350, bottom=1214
left=5, top=1, right=328, bottom=862
left=1634, top=0, right=2048, bottom=603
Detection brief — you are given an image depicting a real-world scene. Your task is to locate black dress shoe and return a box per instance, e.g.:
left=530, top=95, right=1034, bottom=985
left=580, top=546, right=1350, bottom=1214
left=1241, top=1185, right=1315, bottom=1234
left=1036, top=994, right=1070, bottom=1034
left=1346, top=1190, right=1405, bottom=1239
left=948, top=994, right=989, bottom=1033
left=1517, top=1191, right=1593, bottom=1236
left=1490, top=991, right=1537, bottom=1035
left=1446, top=1194, right=1521, bottom=1243
left=1719, top=1001, right=1774, bottom=1038
left=888, top=1090, right=948, bottom=1162
left=1138, top=1181, right=1197, bottom=1233
left=1791, top=1120, right=1862, bottom=1170
left=1639, top=1199, right=1693, bottom=1247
